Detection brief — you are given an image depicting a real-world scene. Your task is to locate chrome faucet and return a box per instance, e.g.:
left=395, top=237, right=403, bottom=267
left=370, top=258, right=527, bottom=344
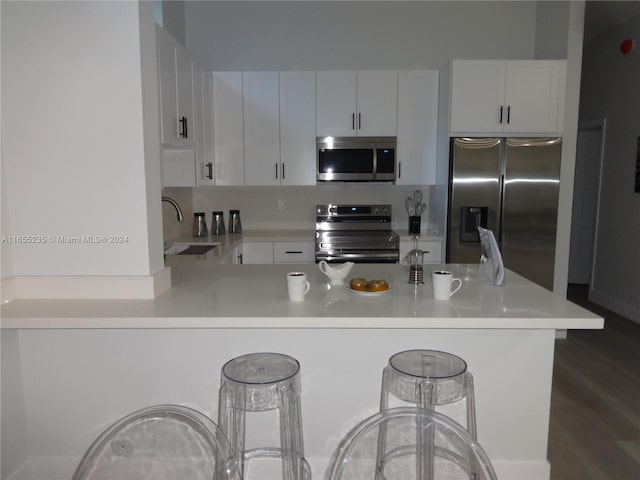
left=162, top=196, right=183, bottom=222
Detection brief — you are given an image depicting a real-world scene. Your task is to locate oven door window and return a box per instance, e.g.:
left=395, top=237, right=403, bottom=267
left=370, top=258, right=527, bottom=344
left=318, top=148, right=374, bottom=177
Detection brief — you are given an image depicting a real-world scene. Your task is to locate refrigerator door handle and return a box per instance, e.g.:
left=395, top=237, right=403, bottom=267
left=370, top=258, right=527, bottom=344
left=498, top=173, right=505, bottom=243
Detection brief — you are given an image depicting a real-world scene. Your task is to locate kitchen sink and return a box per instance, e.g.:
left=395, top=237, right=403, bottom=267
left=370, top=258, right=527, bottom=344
left=164, top=243, right=220, bottom=256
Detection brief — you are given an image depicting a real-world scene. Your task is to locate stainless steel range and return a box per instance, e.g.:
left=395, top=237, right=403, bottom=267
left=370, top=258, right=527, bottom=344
left=315, top=204, right=399, bottom=263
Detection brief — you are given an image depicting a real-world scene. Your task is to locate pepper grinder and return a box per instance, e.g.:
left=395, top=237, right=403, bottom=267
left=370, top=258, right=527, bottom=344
left=229, top=210, right=242, bottom=234
left=192, top=212, right=208, bottom=237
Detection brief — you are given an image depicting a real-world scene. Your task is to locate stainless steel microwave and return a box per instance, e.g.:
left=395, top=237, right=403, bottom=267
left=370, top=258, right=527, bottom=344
left=316, top=137, right=397, bottom=182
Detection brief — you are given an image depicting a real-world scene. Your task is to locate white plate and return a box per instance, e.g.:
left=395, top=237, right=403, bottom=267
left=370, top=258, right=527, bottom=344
left=349, top=287, right=392, bottom=296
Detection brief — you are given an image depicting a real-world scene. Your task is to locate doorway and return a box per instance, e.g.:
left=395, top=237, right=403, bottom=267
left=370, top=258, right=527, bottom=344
left=568, top=120, right=605, bottom=285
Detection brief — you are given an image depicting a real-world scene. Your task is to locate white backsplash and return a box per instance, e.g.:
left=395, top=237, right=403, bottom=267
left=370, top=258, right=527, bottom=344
left=189, top=184, right=446, bottom=236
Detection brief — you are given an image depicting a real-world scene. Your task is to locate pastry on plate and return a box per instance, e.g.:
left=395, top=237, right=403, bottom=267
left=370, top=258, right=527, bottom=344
left=349, top=277, right=368, bottom=291
left=367, top=280, right=389, bottom=292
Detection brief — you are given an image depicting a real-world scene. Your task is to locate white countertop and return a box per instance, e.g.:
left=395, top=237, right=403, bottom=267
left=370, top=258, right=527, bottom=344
left=1, top=262, right=603, bottom=330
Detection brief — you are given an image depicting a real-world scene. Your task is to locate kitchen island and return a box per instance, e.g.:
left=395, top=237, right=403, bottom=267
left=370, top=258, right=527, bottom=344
left=1, top=263, right=603, bottom=480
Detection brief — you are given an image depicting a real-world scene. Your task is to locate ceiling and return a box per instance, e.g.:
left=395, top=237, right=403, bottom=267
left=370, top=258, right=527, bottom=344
left=583, top=1, right=640, bottom=42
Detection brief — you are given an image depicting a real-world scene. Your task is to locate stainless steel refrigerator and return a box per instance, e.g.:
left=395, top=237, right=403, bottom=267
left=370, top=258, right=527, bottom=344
left=446, top=137, right=562, bottom=290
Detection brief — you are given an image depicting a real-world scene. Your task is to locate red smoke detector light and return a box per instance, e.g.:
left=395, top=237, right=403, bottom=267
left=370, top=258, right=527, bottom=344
left=620, top=38, right=634, bottom=55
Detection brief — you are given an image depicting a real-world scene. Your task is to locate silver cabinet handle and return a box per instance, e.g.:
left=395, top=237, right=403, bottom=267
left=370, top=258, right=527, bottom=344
left=507, top=105, right=511, bottom=124
left=352, top=113, right=355, bottom=130
left=499, top=106, right=504, bottom=124
left=398, top=161, right=402, bottom=179
left=358, top=113, right=361, bottom=130
left=282, top=162, right=285, bottom=180
left=275, top=162, right=278, bottom=179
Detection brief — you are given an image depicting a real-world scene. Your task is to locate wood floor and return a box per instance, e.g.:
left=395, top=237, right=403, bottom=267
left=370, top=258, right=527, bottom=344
left=548, top=285, right=640, bottom=479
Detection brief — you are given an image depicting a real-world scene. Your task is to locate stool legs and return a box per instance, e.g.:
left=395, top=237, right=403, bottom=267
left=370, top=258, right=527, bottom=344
left=376, top=350, right=478, bottom=480
left=218, top=353, right=308, bottom=480
left=218, top=381, right=248, bottom=478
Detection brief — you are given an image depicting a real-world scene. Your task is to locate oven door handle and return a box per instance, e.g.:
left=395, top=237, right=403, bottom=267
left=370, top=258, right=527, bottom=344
left=315, top=251, right=399, bottom=263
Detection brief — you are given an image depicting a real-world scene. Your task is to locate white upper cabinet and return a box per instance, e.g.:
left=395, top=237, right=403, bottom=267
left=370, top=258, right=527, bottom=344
left=156, top=26, right=195, bottom=148
left=449, top=60, right=566, bottom=135
left=243, top=72, right=281, bottom=186
left=316, top=71, right=398, bottom=137
left=396, top=70, right=439, bottom=185
left=212, top=72, right=244, bottom=186
left=279, top=71, right=316, bottom=186
left=194, top=66, right=215, bottom=186
left=356, top=71, right=398, bottom=136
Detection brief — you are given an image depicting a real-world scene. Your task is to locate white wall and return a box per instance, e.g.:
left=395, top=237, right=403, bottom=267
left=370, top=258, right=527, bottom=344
left=578, top=14, right=640, bottom=322
left=185, top=1, right=540, bottom=71
left=0, top=1, right=163, bottom=278
left=191, top=185, right=446, bottom=235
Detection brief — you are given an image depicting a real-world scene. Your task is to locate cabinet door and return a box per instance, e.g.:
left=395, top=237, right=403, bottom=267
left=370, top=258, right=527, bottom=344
left=243, top=72, right=281, bottom=186
left=396, top=70, right=439, bottom=185
left=356, top=71, right=398, bottom=136
left=242, top=242, right=274, bottom=264
left=503, top=61, right=565, bottom=134
left=450, top=60, right=506, bottom=134
left=273, top=242, right=315, bottom=263
left=316, top=71, right=357, bottom=137
left=194, top=68, right=215, bottom=186
left=175, top=43, right=195, bottom=147
left=280, top=71, right=316, bottom=186
left=156, top=26, right=180, bottom=146
left=213, top=72, right=244, bottom=185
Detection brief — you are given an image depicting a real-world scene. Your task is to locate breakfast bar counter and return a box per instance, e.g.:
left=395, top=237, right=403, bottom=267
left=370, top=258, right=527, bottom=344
left=2, top=263, right=603, bottom=329
left=1, top=263, right=603, bottom=480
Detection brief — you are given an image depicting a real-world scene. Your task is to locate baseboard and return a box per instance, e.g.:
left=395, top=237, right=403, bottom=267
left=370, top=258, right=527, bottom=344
left=1, top=268, right=171, bottom=301
left=589, top=287, right=640, bottom=324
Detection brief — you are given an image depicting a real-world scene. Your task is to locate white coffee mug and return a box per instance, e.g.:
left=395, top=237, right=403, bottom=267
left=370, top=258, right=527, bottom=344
left=287, top=272, right=311, bottom=302
left=432, top=270, right=462, bottom=300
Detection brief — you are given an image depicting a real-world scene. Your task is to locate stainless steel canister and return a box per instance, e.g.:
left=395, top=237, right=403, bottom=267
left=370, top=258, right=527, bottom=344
left=229, top=210, right=242, bottom=234
left=212, top=211, right=225, bottom=236
left=192, top=212, right=208, bottom=237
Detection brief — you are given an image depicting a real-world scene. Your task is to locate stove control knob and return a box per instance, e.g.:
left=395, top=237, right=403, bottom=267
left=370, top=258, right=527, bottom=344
left=372, top=207, right=379, bottom=215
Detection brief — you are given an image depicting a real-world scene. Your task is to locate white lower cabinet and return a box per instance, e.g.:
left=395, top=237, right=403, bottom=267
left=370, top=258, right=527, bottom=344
left=273, top=242, right=315, bottom=263
left=241, top=242, right=274, bottom=264
left=399, top=240, right=442, bottom=263
left=228, top=241, right=315, bottom=264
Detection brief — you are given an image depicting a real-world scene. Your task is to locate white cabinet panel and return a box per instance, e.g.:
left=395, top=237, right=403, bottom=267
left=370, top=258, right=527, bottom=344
left=503, top=61, right=565, bottom=134
left=280, top=71, right=316, bottom=186
left=242, top=242, right=274, bottom=264
left=213, top=72, right=244, bottom=186
left=356, top=71, right=398, bottom=137
left=194, top=65, right=215, bottom=186
left=449, top=60, right=565, bottom=135
left=243, top=72, right=281, bottom=186
left=273, top=242, right=315, bottom=263
left=396, top=70, right=439, bottom=185
left=450, top=60, right=505, bottom=134
left=316, top=71, right=357, bottom=137
left=156, top=26, right=194, bottom=148
left=316, top=71, right=398, bottom=137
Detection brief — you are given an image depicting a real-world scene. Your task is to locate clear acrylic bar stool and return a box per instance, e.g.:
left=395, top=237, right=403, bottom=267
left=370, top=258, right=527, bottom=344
left=327, top=407, right=497, bottom=480
left=218, top=352, right=310, bottom=480
left=377, top=350, right=477, bottom=480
